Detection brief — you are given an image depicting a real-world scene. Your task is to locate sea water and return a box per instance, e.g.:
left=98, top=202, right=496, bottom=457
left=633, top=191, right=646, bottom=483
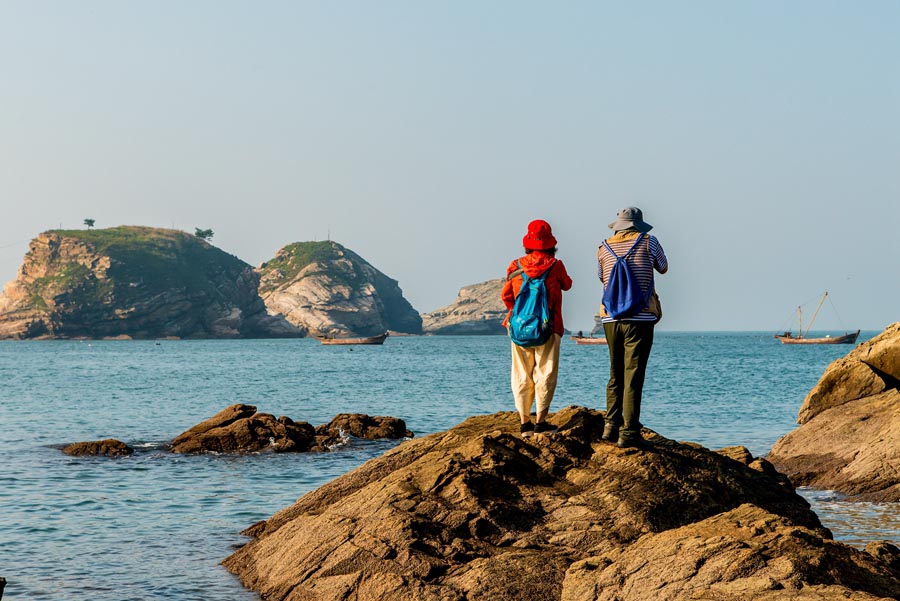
left=1, top=333, right=897, bottom=599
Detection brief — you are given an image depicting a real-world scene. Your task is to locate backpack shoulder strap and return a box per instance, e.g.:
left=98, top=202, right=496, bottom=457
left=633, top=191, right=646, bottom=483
left=602, top=234, right=644, bottom=259
left=507, top=260, right=525, bottom=282
left=622, top=233, right=646, bottom=259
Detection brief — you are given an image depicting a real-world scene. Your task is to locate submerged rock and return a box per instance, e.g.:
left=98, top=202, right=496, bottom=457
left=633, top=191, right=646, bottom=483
left=62, top=439, right=133, bottom=457
left=169, top=404, right=317, bottom=454
left=223, top=406, right=899, bottom=600
left=768, top=323, right=900, bottom=501
left=169, top=405, right=415, bottom=455
left=315, top=413, right=414, bottom=441
left=421, top=279, right=507, bottom=335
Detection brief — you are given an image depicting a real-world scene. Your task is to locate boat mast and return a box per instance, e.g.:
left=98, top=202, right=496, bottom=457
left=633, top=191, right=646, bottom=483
left=797, top=305, right=802, bottom=337
left=803, top=292, right=828, bottom=338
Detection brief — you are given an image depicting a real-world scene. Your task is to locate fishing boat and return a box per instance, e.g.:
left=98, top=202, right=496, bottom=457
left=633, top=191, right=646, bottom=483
left=572, top=336, right=607, bottom=345
left=318, top=332, right=388, bottom=345
left=774, top=292, right=859, bottom=345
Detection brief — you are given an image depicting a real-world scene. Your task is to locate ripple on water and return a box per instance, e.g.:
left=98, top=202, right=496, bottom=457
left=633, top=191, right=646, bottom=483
left=799, top=487, right=900, bottom=548
left=0, top=334, right=894, bottom=600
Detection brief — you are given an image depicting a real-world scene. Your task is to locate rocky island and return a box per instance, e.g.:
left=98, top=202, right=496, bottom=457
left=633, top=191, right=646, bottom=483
left=223, top=406, right=900, bottom=600
left=768, top=322, right=900, bottom=502
left=257, top=241, right=422, bottom=338
left=0, top=227, right=300, bottom=339
left=421, top=279, right=507, bottom=335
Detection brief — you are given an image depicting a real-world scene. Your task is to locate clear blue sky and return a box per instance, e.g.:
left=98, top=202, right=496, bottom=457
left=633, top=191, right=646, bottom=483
left=1, top=1, right=897, bottom=331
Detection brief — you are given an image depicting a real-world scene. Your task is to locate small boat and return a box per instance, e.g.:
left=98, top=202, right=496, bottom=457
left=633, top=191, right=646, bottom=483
left=572, top=336, right=607, bottom=345
left=774, top=292, right=859, bottom=345
left=318, top=332, right=388, bottom=345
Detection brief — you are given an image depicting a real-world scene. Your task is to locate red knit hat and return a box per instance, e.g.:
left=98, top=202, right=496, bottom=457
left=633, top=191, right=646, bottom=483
left=522, top=219, right=558, bottom=250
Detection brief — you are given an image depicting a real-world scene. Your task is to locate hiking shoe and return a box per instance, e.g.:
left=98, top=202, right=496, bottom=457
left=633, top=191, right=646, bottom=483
left=520, top=421, right=534, bottom=438
left=616, top=435, right=650, bottom=450
left=601, top=423, right=619, bottom=442
left=533, top=421, right=558, bottom=435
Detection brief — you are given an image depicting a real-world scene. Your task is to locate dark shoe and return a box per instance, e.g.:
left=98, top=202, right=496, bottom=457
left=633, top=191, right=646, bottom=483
left=533, top=421, right=558, bottom=435
left=601, top=423, right=619, bottom=442
left=616, top=435, right=650, bottom=449
left=520, top=421, right=534, bottom=438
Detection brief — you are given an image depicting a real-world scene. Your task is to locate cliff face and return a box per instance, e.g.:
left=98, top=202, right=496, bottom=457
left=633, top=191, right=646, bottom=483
left=768, top=323, right=900, bottom=501
left=257, top=241, right=422, bottom=337
left=224, top=406, right=900, bottom=600
left=421, top=279, right=507, bottom=335
left=0, top=227, right=301, bottom=339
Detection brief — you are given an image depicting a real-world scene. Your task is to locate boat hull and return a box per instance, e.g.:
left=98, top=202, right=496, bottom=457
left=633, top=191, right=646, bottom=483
left=775, top=330, right=860, bottom=345
left=573, top=337, right=608, bottom=345
left=318, top=333, right=389, bottom=345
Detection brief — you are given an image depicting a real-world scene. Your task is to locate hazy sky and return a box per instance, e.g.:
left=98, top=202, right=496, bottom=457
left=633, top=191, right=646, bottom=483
left=1, top=1, right=897, bottom=331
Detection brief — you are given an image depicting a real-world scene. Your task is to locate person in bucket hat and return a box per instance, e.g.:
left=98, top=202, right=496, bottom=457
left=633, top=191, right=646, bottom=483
left=597, top=207, right=668, bottom=448
left=501, top=219, right=572, bottom=438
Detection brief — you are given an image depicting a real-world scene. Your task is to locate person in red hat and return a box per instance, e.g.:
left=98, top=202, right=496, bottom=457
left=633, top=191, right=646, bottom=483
left=501, top=219, right=573, bottom=438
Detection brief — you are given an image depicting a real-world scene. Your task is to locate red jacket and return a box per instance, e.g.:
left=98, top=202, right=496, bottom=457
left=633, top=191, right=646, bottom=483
left=501, top=252, right=572, bottom=336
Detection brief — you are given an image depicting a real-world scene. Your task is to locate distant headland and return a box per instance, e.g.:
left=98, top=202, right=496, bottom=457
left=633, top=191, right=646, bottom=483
left=0, top=226, right=508, bottom=340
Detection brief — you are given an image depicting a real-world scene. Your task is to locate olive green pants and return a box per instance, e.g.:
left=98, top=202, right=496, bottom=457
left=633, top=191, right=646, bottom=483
left=603, top=321, right=655, bottom=440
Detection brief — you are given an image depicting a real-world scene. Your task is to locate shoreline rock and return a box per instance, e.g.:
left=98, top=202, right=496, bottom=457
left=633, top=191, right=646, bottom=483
left=223, top=406, right=900, bottom=600
left=768, top=323, right=900, bottom=501
left=62, top=439, right=134, bottom=457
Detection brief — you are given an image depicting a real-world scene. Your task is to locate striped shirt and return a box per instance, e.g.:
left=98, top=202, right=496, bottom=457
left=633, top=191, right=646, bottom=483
left=597, top=231, right=668, bottom=323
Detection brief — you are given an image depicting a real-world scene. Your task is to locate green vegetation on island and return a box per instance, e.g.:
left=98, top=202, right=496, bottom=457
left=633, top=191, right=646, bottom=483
left=258, top=240, right=359, bottom=295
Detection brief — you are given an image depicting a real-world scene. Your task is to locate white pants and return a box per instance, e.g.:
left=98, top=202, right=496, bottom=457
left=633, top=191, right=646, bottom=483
left=510, top=334, right=561, bottom=418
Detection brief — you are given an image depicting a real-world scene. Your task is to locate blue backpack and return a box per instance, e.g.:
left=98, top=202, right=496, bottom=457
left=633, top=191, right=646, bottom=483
left=508, top=260, right=555, bottom=347
left=601, top=234, right=652, bottom=320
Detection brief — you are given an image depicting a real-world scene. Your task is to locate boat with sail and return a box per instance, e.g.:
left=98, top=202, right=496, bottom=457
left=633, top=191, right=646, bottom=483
left=774, top=292, right=859, bottom=345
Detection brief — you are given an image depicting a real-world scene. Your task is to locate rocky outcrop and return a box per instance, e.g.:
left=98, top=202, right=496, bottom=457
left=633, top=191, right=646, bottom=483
left=257, top=241, right=422, bottom=338
left=563, top=504, right=899, bottom=601
left=316, top=413, right=414, bottom=441
left=768, top=323, right=900, bottom=501
left=62, top=439, right=133, bottom=457
left=0, top=227, right=302, bottom=339
left=421, top=279, right=507, bottom=335
left=169, top=404, right=318, bottom=454
left=223, top=406, right=900, bottom=600
left=169, top=405, right=414, bottom=455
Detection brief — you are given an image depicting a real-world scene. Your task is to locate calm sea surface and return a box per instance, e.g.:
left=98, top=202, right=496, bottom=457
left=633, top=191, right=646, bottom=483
left=1, top=333, right=897, bottom=599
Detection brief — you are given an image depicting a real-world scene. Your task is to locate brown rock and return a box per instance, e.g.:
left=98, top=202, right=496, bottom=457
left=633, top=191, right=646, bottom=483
left=62, top=438, right=133, bottom=457
left=221, top=406, right=895, bottom=601
left=563, top=504, right=900, bottom=601
left=768, top=323, right=900, bottom=501
left=315, top=413, right=414, bottom=441
left=798, top=322, right=900, bottom=424
left=769, top=391, right=900, bottom=501
left=170, top=404, right=316, bottom=454
left=770, top=389, right=900, bottom=500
